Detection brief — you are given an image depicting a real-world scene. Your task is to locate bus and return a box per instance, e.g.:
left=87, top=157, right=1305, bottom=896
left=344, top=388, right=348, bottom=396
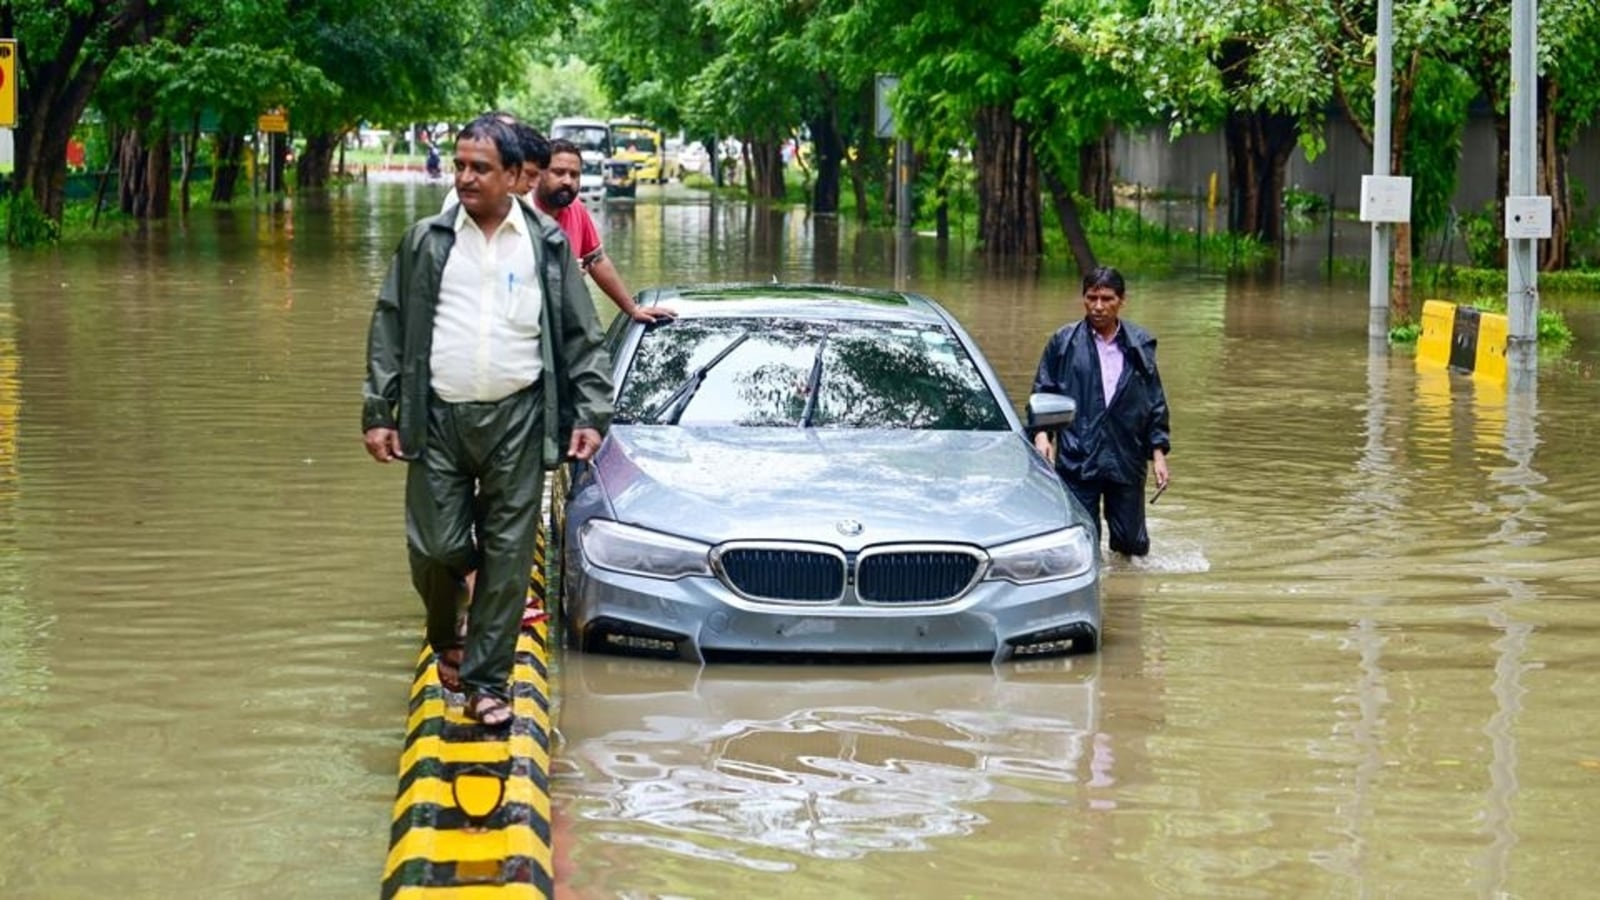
left=549, top=117, right=611, bottom=157
left=549, top=117, right=610, bottom=202
left=608, top=119, right=664, bottom=185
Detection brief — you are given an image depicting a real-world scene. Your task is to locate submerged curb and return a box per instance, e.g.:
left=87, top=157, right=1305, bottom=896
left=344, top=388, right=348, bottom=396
left=381, top=534, right=555, bottom=898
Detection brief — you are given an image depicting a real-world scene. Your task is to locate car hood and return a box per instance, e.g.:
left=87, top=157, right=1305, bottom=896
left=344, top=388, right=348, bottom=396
left=591, top=426, right=1077, bottom=550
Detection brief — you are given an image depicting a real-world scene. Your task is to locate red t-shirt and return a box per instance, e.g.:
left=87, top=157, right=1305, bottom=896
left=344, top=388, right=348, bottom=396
left=536, top=197, right=601, bottom=261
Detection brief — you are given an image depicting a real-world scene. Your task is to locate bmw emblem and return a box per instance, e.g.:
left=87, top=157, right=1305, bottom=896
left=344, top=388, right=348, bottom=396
left=836, top=519, right=864, bottom=536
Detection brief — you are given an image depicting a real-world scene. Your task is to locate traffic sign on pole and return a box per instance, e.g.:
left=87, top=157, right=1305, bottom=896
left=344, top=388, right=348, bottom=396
left=0, top=40, right=18, bottom=128
left=258, top=107, right=289, bottom=134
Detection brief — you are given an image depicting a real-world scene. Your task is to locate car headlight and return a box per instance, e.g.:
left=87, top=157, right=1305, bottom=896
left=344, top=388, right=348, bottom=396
left=579, top=520, right=712, bottom=580
left=985, top=527, right=1095, bottom=584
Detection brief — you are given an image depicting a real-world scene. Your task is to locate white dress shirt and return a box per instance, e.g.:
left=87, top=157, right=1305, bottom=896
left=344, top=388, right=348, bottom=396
left=429, top=202, right=543, bottom=402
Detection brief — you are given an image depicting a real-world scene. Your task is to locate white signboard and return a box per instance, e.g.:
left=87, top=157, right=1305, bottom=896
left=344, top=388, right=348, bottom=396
left=1359, top=175, right=1412, bottom=223
left=1504, top=195, right=1552, bottom=239
left=875, top=75, right=899, bottom=139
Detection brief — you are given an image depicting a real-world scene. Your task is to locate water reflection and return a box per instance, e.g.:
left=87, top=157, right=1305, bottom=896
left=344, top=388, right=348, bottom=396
left=553, top=652, right=1100, bottom=872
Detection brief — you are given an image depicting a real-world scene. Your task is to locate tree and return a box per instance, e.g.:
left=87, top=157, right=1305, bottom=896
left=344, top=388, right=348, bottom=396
left=1070, top=0, right=1331, bottom=251
left=1, top=0, right=157, bottom=243
left=1452, top=0, right=1600, bottom=269
left=872, top=0, right=1053, bottom=257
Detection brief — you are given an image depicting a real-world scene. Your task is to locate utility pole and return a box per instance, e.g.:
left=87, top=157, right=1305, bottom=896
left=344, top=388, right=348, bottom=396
left=1367, top=0, right=1394, bottom=340
left=1506, top=0, right=1542, bottom=386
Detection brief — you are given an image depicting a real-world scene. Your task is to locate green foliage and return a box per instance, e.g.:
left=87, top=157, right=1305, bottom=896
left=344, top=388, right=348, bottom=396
left=497, top=57, right=611, bottom=127
left=1387, top=320, right=1422, bottom=344
left=1404, top=59, right=1477, bottom=247
left=2, top=192, right=61, bottom=246
left=1458, top=205, right=1502, bottom=269
left=99, top=38, right=338, bottom=135
left=1428, top=265, right=1600, bottom=294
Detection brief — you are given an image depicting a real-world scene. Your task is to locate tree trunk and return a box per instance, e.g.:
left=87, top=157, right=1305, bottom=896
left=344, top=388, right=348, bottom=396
left=1539, top=77, right=1569, bottom=271
left=118, top=127, right=172, bottom=220
left=1492, top=115, right=1510, bottom=268
left=297, top=132, right=338, bottom=190
left=117, top=128, right=147, bottom=218
left=808, top=113, right=844, bottom=214
left=1039, top=158, right=1098, bottom=276
left=179, top=115, right=199, bottom=215
left=745, top=138, right=785, bottom=200
left=1077, top=127, right=1115, bottom=212
left=847, top=153, right=870, bottom=223
left=1222, top=108, right=1296, bottom=244
left=211, top=132, right=246, bottom=203
left=973, top=104, right=1042, bottom=257
left=147, top=131, right=172, bottom=220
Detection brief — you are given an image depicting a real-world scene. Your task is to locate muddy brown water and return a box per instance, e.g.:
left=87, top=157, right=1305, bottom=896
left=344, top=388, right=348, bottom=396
left=1, top=180, right=1597, bottom=897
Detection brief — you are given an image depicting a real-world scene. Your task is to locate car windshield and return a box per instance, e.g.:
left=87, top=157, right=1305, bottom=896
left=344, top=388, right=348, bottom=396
left=613, top=131, right=657, bottom=153
left=553, top=125, right=610, bottom=155
left=614, top=317, right=1009, bottom=430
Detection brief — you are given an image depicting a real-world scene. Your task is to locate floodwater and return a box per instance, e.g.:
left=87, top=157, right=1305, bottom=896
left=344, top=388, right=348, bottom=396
left=2, top=180, right=1598, bottom=898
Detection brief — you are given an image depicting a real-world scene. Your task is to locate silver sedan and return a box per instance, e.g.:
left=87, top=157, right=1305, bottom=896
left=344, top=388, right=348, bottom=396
left=556, top=284, right=1100, bottom=663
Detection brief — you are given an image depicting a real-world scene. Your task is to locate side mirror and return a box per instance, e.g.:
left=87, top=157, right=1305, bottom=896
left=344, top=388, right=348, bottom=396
left=1027, top=393, right=1076, bottom=431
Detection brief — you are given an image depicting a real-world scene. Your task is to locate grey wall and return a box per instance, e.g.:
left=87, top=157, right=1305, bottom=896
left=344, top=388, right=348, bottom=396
left=1114, top=114, right=1599, bottom=223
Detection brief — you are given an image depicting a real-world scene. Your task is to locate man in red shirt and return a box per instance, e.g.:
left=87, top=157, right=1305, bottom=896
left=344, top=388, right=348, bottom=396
left=533, top=139, right=673, bottom=324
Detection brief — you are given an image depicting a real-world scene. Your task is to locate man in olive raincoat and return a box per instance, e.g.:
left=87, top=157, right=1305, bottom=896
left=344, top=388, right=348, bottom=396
left=362, top=114, right=613, bottom=726
left=1032, top=266, right=1170, bottom=557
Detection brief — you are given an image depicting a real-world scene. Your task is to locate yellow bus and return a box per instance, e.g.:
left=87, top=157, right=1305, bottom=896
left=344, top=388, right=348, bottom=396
left=608, top=119, right=663, bottom=184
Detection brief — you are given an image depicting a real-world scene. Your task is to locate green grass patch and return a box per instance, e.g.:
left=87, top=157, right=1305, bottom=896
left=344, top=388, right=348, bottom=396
left=1424, top=265, right=1600, bottom=295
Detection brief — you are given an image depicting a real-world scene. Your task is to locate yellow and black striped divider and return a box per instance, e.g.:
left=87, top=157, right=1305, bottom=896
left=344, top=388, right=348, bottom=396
left=1417, top=299, right=1508, bottom=382
left=382, top=530, right=555, bottom=898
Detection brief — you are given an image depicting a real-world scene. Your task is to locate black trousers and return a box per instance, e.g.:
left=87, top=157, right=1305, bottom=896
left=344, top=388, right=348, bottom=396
left=405, top=385, right=544, bottom=701
left=1065, top=476, right=1150, bottom=557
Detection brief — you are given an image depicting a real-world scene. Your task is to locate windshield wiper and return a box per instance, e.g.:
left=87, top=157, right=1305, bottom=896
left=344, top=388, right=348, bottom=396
left=799, top=335, right=829, bottom=427
left=648, top=331, right=752, bottom=424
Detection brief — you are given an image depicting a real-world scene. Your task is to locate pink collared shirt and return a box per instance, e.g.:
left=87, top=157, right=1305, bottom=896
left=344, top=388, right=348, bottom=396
left=1094, top=325, right=1123, bottom=407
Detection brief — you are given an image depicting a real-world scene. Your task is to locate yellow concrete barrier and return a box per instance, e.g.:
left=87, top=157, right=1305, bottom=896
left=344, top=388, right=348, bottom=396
left=382, top=531, right=554, bottom=899
left=1417, top=299, right=1507, bottom=383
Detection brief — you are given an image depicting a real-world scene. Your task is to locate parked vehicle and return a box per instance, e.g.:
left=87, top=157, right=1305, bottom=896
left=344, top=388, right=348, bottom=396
left=672, top=140, right=711, bottom=180
left=608, top=119, right=663, bottom=184
left=555, top=283, right=1101, bottom=664
left=578, top=153, right=605, bottom=203
left=603, top=158, right=636, bottom=198
left=550, top=116, right=612, bottom=158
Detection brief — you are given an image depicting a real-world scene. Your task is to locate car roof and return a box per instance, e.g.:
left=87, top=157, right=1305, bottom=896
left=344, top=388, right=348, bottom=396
left=638, top=283, right=949, bottom=325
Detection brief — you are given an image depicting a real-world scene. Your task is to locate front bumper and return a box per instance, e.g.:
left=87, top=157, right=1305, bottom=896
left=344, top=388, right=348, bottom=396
left=564, top=544, right=1100, bottom=663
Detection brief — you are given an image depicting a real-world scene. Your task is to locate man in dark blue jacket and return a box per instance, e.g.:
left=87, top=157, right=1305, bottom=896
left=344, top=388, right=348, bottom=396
left=1032, top=266, right=1171, bottom=557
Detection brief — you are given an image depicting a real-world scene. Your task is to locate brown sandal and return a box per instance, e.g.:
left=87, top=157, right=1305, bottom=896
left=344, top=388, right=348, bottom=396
left=465, top=692, right=513, bottom=727
left=435, top=647, right=464, bottom=693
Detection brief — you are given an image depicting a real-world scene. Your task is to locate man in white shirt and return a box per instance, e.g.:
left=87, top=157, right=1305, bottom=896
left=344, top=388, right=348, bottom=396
left=362, top=114, right=613, bottom=726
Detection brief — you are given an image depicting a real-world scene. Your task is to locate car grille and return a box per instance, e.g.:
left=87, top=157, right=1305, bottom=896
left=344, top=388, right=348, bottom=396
left=716, top=546, right=845, bottom=602
left=856, top=548, right=984, bottom=604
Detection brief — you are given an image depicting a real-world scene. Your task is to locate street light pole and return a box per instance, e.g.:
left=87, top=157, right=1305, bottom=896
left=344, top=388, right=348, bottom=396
left=1506, top=0, right=1539, bottom=385
left=1368, top=0, right=1394, bottom=339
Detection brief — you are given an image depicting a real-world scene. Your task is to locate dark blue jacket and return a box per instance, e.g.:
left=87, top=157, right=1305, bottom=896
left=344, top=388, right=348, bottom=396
left=1032, top=318, right=1170, bottom=485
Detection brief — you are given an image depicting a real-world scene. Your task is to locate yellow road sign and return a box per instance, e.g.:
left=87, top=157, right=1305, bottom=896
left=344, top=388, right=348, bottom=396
left=0, top=40, right=17, bottom=128
left=258, top=107, right=288, bottom=133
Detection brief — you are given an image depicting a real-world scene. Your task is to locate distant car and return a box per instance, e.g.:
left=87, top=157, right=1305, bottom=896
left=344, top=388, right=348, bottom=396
left=578, top=151, right=606, bottom=203
left=673, top=141, right=711, bottom=180
left=555, top=283, right=1102, bottom=664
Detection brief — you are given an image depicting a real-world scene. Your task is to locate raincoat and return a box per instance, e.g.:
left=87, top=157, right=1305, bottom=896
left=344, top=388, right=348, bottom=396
left=361, top=198, right=613, bottom=466
left=1032, top=318, right=1170, bottom=486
